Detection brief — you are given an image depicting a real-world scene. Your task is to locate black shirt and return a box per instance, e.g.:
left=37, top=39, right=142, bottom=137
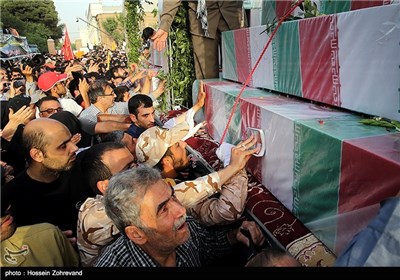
left=3, top=170, right=78, bottom=234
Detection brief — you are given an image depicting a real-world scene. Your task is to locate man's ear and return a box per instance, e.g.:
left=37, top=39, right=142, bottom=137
left=50, top=86, right=58, bottom=95
left=125, top=225, right=147, bottom=245
left=30, top=148, right=44, bottom=163
left=96, top=180, right=109, bottom=194
left=161, top=155, right=173, bottom=166
left=129, top=114, right=137, bottom=123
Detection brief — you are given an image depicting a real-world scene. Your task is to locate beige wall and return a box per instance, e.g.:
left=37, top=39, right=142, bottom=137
left=141, top=12, right=158, bottom=30
left=47, top=39, right=56, bottom=55
left=96, top=13, right=119, bottom=49
left=75, top=39, right=83, bottom=51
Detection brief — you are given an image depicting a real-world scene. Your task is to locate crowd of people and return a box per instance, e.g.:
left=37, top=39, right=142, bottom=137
left=0, top=40, right=273, bottom=267
left=2, top=0, right=399, bottom=268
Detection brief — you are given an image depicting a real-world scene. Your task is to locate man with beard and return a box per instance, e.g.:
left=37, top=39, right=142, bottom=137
left=2, top=118, right=80, bottom=240
left=126, top=94, right=157, bottom=139
left=136, top=122, right=257, bottom=226
left=37, top=71, right=83, bottom=117
left=127, top=81, right=206, bottom=140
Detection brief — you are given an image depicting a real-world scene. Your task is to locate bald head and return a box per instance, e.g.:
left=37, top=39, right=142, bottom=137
left=23, top=118, right=70, bottom=142
left=22, top=118, right=74, bottom=164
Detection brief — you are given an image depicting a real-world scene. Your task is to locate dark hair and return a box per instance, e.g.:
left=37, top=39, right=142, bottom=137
left=101, top=130, right=125, bottom=144
left=113, top=86, right=129, bottom=102
left=68, top=71, right=84, bottom=95
left=127, top=94, right=153, bottom=116
left=81, top=142, right=126, bottom=194
left=49, top=111, right=92, bottom=148
left=110, top=66, right=124, bottom=79
left=84, top=72, right=101, bottom=83
left=22, top=124, right=48, bottom=164
left=142, top=27, right=155, bottom=41
left=88, top=79, right=112, bottom=104
left=10, top=67, right=22, bottom=75
left=36, top=95, right=60, bottom=110
left=7, top=95, right=31, bottom=113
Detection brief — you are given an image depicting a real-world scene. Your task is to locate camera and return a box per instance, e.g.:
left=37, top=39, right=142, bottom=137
left=13, top=78, right=25, bottom=89
left=20, top=54, right=45, bottom=69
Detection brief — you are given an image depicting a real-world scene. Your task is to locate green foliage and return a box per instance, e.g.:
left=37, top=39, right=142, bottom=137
left=160, top=4, right=195, bottom=112
left=124, top=0, right=146, bottom=64
left=102, top=15, right=125, bottom=47
left=297, top=0, right=322, bottom=18
left=0, top=0, right=64, bottom=52
left=264, top=0, right=323, bottom=34
left=25, top=23, right=54, bottom=53
left=360, top=117, right=400, bottom=131
left=123, top=1, right=194, bottom=111
left=151, top=8, right=158, bottom=18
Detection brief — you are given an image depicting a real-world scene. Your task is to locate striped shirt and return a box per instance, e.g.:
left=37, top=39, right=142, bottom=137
left=94, top=216, right=233, bottom=267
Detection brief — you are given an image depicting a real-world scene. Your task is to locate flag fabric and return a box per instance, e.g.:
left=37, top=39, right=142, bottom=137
left=111, top=41, right=117, bottom=51
left=222, top=4, right=400, bottom=123
left=61, top=26, right=74, bottom=61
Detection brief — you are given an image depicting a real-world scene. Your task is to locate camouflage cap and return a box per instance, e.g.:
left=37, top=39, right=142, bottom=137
left=135, top=121, right=190, bottom=167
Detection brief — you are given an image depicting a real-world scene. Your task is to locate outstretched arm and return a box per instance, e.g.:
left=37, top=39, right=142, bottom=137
left=151, top=0, right=181, bottom=51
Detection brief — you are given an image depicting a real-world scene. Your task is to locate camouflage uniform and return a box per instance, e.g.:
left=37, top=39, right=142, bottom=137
left=77, top=195, right=119, bottom=267
left=188, top=168, right=248, bottom=226
left=77, top=173, right=222, bottom=266
left=136, top=121, right=249, bottom=226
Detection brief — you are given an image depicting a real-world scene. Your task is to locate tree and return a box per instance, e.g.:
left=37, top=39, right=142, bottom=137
left=101, top=14, right=125, bottom=47
left=0, top=0, right=64, bottom=53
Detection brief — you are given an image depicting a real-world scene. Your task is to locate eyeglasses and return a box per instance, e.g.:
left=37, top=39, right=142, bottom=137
left=40, top=107, right=63, bottom=114
left=100, top=92, right=115, bottom=97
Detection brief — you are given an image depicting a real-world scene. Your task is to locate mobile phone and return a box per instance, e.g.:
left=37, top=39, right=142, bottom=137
left=246, top=127, right=265, bottom=157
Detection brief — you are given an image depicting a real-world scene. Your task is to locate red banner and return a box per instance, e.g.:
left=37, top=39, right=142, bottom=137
left=61, top=26, right=74, bottom=61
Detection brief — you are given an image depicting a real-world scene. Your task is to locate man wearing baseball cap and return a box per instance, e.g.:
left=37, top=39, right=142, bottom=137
left=136, top=120, right=258, bottom=226
left=37, top=71, right=83, bottom=117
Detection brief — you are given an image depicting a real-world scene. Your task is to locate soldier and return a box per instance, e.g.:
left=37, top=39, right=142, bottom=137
left=136, top=121, right=257, bottom=226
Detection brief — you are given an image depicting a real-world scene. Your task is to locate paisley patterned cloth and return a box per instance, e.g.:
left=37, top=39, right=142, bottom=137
left=186, top=130, right=337, bottom=266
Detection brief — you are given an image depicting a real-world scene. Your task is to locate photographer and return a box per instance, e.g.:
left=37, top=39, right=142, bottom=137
left=7, top=60, right=43, bottom=100
left=0, top=80, right=11, bottom=100
left=0, top=66, right=11, bottom=100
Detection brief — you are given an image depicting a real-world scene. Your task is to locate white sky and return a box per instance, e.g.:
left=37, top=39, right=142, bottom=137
left=53, top=0, right=123, bottom=41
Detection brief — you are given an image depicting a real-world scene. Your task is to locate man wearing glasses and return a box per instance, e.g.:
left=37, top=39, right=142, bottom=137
left=78, top=79, right=131, bottom=144
left=36, top=96, right=63, bottom=118
left=79, top=79, right=129, bottom=124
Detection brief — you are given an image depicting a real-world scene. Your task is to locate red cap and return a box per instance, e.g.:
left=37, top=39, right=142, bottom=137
left=37, top=71, right=68, bottom=92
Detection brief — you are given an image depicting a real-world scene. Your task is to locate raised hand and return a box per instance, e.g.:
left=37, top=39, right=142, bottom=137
left=151, top=29, right=168, bottom=52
